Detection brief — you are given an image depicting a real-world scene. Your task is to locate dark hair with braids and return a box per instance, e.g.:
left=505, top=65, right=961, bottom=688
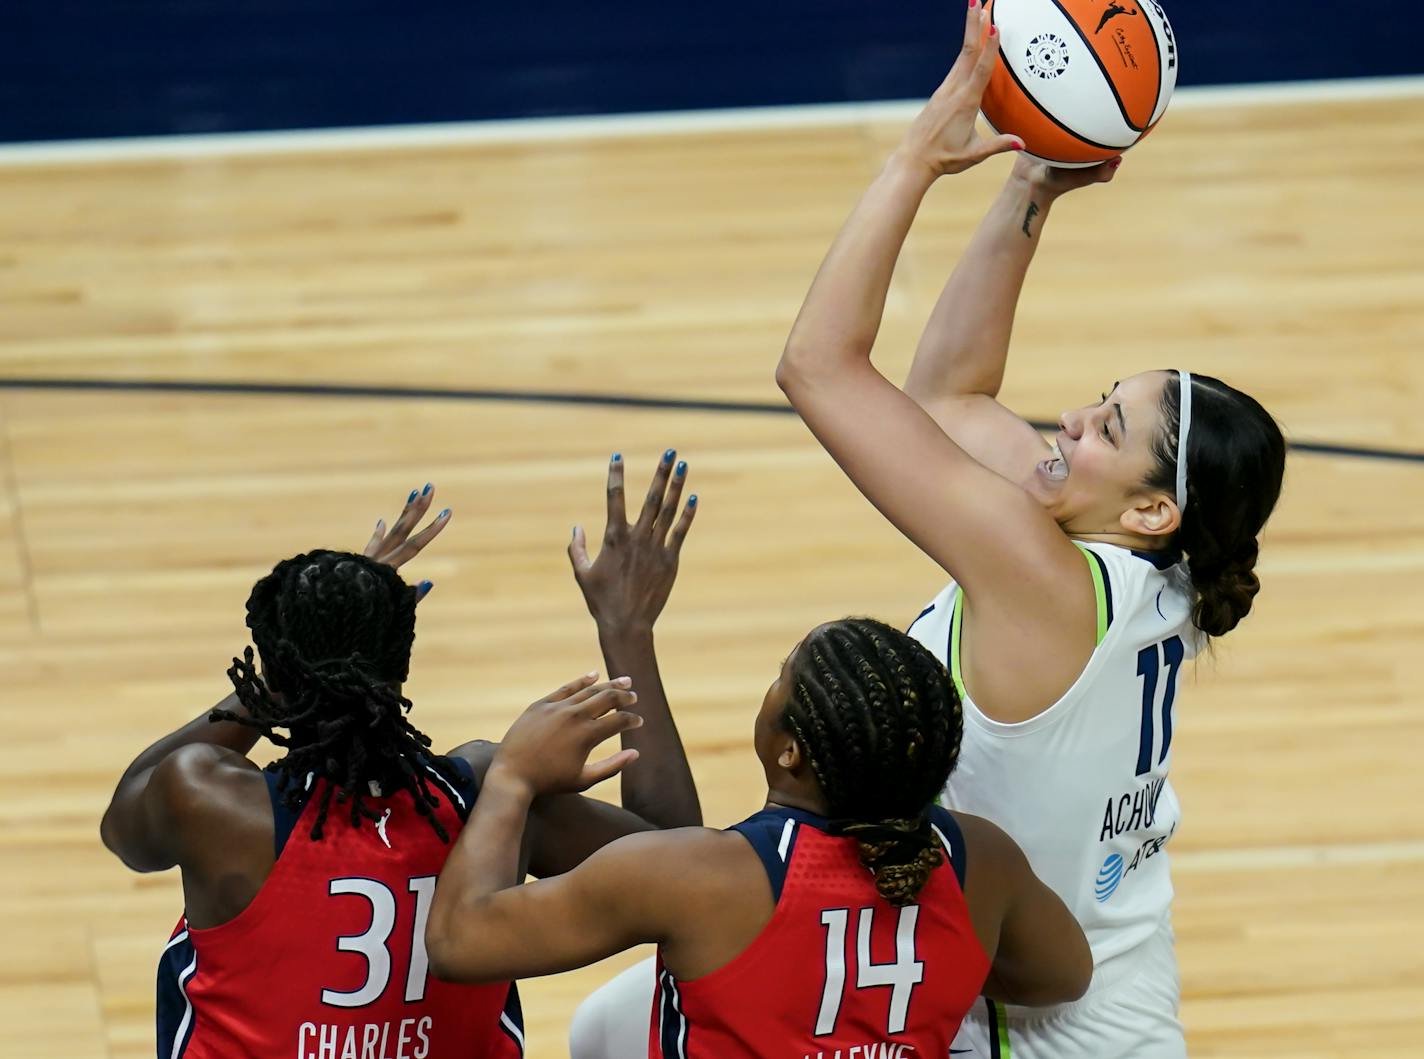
left=212, top=550, right=453, bottom=842
left=1145, top=372, right=1287, bottom=638
left=779, top=618, right=963, bottom=906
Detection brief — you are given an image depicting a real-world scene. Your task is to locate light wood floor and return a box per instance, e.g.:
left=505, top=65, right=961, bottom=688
left=2, top=93, right=1422, bottom=1058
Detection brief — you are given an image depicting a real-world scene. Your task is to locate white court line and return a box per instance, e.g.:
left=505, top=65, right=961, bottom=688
left=0, top=74, right=1421, bottom=167
left=1172, top=838, right=1424, bottom=873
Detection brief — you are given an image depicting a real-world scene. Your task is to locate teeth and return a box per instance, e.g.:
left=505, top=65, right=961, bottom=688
left=1046, top=458, right=1069, bottom=482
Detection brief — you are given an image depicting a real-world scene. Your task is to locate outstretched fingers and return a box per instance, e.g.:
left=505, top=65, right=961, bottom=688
left=579, top=748, right=640, bottom=790
left=968, top=7, right=1001, bottom=95
left=634, top=449, right=677, bottom=536
left=653, top=458, right=689, bottom=542
left=668, top=492, right=698, bottom=553
left=544, top=671, right=602, bottom=703
left=604, top=454, right=627, bottom=537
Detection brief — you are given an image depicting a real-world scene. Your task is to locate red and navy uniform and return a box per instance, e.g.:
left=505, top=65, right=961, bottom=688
left=156, top=759, right=523, bottom=1059
left=649, top=806, right=989, bottom=1059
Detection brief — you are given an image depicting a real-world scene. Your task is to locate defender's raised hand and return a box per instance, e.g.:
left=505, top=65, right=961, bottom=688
left=569, top=450, right=698, bottom=632
left=488, top=674, right=644, bottom=798
left=364, top=482, right=452, bottom=599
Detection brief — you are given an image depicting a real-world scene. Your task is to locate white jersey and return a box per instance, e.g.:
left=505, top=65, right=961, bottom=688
left=909, top=541, right=1201, bottom=971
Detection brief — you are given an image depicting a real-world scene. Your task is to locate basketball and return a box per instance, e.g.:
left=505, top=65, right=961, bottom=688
left=981, top=0, right=1178, bottom=167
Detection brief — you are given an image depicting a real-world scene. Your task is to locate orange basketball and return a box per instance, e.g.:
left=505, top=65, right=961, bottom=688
left=981, top=0, right=1178, bottom=167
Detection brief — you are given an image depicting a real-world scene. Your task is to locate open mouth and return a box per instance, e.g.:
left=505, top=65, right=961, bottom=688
left=1040, top=440, right=1069, bottom=482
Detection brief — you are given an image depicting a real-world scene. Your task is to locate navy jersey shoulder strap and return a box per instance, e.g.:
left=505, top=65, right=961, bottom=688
left=423, top=755, right=478, bottom=823
left=263, top=768, right=315, bottom=857
left=929, top=805, right=968, bottom=890
left=729, top=808, right=820, bottom=903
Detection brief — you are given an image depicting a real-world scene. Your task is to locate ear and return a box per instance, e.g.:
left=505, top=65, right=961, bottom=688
left=776, top=733, right=805, bottom=773
left=1121, top=492, right=1181, bottom=539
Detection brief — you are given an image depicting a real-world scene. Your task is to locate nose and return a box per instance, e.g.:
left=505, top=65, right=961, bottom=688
left=1059, top=410, right=1083, bottom=439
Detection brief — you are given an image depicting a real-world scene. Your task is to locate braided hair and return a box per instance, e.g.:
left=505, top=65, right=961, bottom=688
left=212, top=550, right=451, bottom=842
left=780, top=618, right=963, bottom=905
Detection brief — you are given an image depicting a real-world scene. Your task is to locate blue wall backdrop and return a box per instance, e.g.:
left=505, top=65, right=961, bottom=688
left=3, top=1, right=1418, bottom=143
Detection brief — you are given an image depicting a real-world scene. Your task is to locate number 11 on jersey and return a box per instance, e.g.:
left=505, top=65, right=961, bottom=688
left=1135, top=636, right=1184, bottom=777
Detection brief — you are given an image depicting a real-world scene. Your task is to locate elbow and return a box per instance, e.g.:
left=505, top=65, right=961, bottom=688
left=423, top=916, right=466, bottom=983
left=425, top=909, right=500, bottom=986
left=1062, top=930, right=1094, bottom=1002
left=775, top=345, right=808, bottom=398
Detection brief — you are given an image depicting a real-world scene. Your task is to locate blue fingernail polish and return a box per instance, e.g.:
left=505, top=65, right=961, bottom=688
left=611, top=452, right=622, bottom=462
left=422, top=482, right=432, bottom=496
left=418, top=580, right=433, bottom=598
left=439, top=508, right=451, bottom=519
left=664, top=448, right=675, bottom=461
left=675, top=460, right=687, bottom=476
left=688, top=494, right=698, bottom=507
left=407, top=490, right=418, bottom=504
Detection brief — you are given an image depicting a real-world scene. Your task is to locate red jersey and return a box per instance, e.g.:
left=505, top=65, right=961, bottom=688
left=156, top=760, right=523, bottom=1059
left=649, top=806, right=989, bottom=1059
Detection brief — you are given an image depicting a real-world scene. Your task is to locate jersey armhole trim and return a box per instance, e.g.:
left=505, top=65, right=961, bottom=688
left=1075, top=543, right=1114, bottom=644
left=929, top=805, right=968, bottom=890
left=263, top=769, right=312, bottom=857
left=727, top=811, right=803, bottom=903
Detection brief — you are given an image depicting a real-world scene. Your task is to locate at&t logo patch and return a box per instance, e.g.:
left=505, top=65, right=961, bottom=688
left=1095, top=853, right=1125, bottom=902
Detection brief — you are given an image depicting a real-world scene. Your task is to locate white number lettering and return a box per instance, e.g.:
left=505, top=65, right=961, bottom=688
left=816, top=905, right=924, bottom=1036
left=322, top=878, right=396, bottom=1007
left=321, top=876, right=438, bottom=1008
left=815, top=908, right=849, bottom=1034
left=404, top=876, right=437, bottom=1002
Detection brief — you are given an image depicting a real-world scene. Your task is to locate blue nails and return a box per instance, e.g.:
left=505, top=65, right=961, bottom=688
left=688, top=494, right=698, bottom=507
left=418, top=580, right=434, bottom=600
left=611, top=452, right=622, bottom=463
left=407, top=489, right=418, bottom=504
left=438, top=508, right=451, bottom=519
left=422, top=482, right=432, bottom=496
left=663, top=448, right=676, bottom=462
left=675, top=460, right=687, bottom=476
left=375, top=519, right=385, bottom=531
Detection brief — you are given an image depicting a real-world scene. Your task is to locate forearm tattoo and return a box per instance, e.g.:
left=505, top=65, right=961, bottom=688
left=1022, top=201, right=1041, bottom=239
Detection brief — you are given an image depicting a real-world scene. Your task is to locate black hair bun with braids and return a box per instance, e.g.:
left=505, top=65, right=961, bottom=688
left=833, top=816, right=946, bottom=908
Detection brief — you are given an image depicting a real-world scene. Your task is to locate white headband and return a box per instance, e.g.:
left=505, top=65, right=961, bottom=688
left=1175, top=370, right=1193, bottom=514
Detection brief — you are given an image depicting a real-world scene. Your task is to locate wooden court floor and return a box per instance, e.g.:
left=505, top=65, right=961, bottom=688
left=1, top=92, right=1422, bottom=1057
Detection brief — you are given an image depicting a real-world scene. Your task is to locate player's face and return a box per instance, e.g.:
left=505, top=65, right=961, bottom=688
left=1027, top=370, right=1179, bottom=541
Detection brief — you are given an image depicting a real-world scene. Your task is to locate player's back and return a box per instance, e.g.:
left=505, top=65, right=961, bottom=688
left=158, top=759, right=523, bottom=1059
left=649, top=805, right=989, bottom=1058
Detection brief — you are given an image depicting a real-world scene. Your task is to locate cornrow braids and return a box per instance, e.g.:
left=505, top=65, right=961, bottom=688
left=212, top=550, right=452, bottom=842
left=781, top=618, right=963, bottom=905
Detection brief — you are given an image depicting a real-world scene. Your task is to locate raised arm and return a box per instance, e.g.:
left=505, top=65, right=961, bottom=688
left=568, top=450, right=700, bottom=828
left=102, top=485, right=450, bottom=872
left=100, top=694, right=263, bottom=871
left=427, top=674, right=698, bottom=983
left=902, top=157, right=1120, bottom=479
left=775, top=5, right=1083, bottom=605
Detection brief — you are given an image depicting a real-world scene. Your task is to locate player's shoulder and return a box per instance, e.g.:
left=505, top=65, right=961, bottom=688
left=593, top=826, right=759, bottom=898
left=150, top=743, right=265, bottom=823
left=946, top=810, right=1028, bottom=878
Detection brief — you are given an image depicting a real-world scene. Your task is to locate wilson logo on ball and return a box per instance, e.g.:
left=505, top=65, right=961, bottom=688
left=979, top=0, right=1179, bottom=168
left=1025, top=34, right=1071, bottom=80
